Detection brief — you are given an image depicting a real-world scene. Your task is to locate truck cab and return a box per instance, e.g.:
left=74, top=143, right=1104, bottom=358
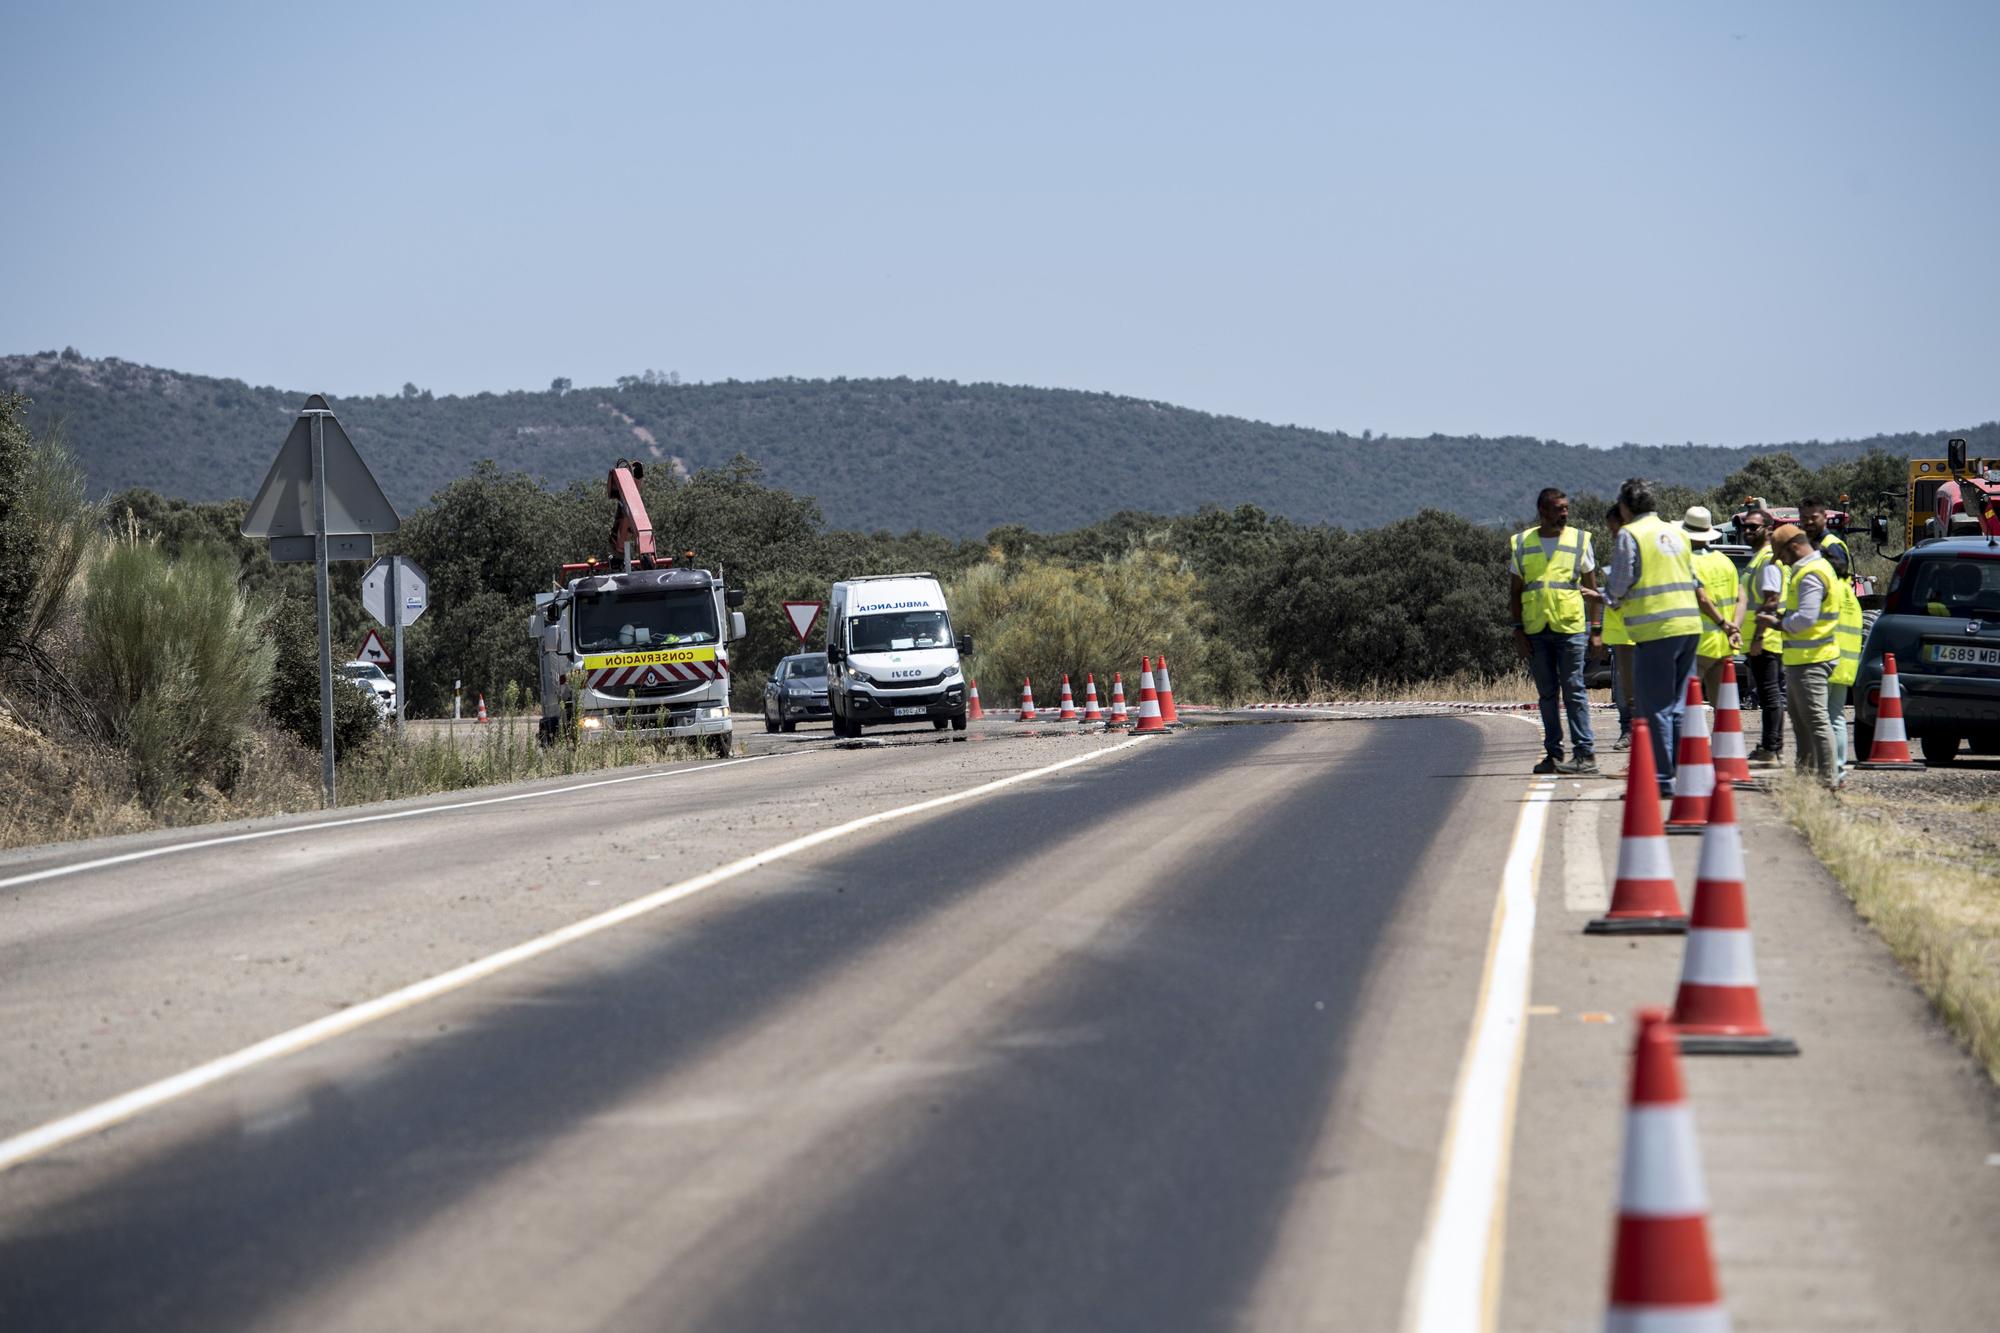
left=826, top=574, right=971, bottom=737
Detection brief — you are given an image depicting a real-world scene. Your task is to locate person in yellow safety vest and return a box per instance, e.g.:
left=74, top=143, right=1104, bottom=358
left=1510, top=487, right=1600, bottom=775
left=1680, top=505, right=1741, bottom=708
left=1829, top=572, right=1864, bottom=775
left=1596, top=479, right=1740, bottom=795
left=1735, top=506, right=1787, bottom=762
left=1597, top=504, right=1637, bottom=752
left=1756, top=523, right=1841, bottom=788
left=1799, top=496, right=1852, bottom=580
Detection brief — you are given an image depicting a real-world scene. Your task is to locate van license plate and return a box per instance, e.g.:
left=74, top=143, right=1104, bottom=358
left=894, top=706, right=927, bottom=717
left=1926, top=642, right=2000, bottom=667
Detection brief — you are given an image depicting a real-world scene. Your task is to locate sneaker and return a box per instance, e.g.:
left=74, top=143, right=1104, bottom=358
left=1611, top=732, right=1632, bottom=752
left=1747, top=747, right=1780, bottom=764
left=1560, top=755, right=1600, bottom=775
left=1533, top=757, right=1560, bottom=775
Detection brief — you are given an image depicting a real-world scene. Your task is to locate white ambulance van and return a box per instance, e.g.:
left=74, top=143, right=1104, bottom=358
left=826, top=573, right=972, bottom=737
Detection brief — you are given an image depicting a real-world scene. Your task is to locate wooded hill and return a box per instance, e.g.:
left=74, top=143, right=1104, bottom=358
left=8, top=349, right=1994, bottom=537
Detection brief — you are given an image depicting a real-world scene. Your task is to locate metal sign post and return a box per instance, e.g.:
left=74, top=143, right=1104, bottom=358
left=243, top=395, right=399, bottom=809
left=310, top=410, right=336, bottom=804
left=388, top=557, right=403, bottom=727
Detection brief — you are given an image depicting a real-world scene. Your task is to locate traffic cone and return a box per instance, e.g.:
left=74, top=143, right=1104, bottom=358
left=1155, top=654, right=1181, bottom=726
left=1604, top=1008, right=1730, bottom=1332
left=1081, top=673, right=1104, bottom=724
left=1857, top=652, right=1924, bottom=768
left=1058, top=674, right=1078, bottom=722
left=1587, top=719, right=1688, bottom=934
left=1108, top=673, right=1130, bottom=728
left=1666, top=679, right=1715, bottom=833
left=1709, top=661, right=1754, bottom=786
left=476, top=693, right=490, bottom=724
left=1671, top=780, right=1800, bottom=1055
left=967, top=680, right=985, bottom=721
left=1132, top=657, right=1167, bottom=733
left=1018, top=677, right=1037, bottom=722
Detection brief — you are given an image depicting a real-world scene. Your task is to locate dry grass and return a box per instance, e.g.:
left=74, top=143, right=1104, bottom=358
left=1260, top=667, right=1539, bottom=705
left=1780, top=773, right=2000, bottom=1084
left=336, top=712, right=719, bottom=805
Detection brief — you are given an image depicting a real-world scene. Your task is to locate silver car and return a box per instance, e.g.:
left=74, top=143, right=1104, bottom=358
left=763, top=652, right=830, bottom=733
left=1854, top=538, right=2000, bottom=764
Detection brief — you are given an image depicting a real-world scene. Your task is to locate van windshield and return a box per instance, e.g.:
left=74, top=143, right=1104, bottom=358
left=851, top=610, right=952, bottom=654
left=575, top=589, right=717, bottom=652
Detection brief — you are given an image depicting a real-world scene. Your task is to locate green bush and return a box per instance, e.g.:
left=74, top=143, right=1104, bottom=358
left=265, top=593, right=384, bottom=756
left=947, top=550, right=1251, bottom=704
left=82, top=534, right=277, bottom=805
left=0, top=393, right=35, bottom=653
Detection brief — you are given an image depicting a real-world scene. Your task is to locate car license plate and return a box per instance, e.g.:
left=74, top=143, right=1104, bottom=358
left=894, top=706, right=927, bottom=717
left=1926, top=642, right=2000, bottom=667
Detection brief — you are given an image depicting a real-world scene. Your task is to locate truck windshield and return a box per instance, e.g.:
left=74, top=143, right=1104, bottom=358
left=575, top=589, right=718, bottom=652
left=851, top=610, right=951, bottom=654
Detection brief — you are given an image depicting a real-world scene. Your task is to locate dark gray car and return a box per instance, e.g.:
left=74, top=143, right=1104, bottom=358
left=763, top=652, right=830, bottom=733
left=1854, top=538, right=2000, bottom=764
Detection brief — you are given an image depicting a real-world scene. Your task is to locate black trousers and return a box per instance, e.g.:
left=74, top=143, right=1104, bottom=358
left=1746, top=649, right=1784, bottom=751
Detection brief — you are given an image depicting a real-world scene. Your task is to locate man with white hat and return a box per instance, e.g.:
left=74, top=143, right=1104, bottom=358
left=1682, top=505, right=1741, bottom=707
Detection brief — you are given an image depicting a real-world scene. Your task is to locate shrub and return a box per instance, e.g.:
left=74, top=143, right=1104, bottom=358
left=265, top=593, right=384, bottom=756
left=81, top=533, right=277, bottom=805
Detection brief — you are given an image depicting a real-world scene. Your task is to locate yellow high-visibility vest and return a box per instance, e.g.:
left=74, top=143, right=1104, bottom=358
left=1831, top=577, right=1864, bottom=687
left=1513, top=524, right=1590, bottom=635
left=1618, top=513, right=1701, bottom=642
left=1692, top=548, right=1739, bottom=660
left=1781, top=555, right=1842, bottom=666
left=1602, top=603, right=1633, bottom=647
left=1745, top=547, right=1784, bottom=653
left=1820, top=531, right=1852, bottom=568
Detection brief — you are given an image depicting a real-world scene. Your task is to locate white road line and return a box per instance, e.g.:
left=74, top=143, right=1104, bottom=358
left=1562, top=796, right=1609, bottom=913
left=0, top=754, right=780, bottom=891
left=1401, top=778, right=1552, bottom=1333
left=0, top=738, right=1147, bottom=1174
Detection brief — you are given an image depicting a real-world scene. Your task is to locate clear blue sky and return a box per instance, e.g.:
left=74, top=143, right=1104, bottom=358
left=5, top=1, right=1995, bottom=447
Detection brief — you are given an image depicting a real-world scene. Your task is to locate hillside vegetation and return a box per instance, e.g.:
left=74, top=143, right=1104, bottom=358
left=9, top=349, right=1986, bottom=537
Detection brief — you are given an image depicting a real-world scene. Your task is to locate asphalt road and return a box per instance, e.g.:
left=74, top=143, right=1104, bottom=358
left=0, top=718, right=1510, bottom=1332
left=9, top=713, right=1997, bottom=1331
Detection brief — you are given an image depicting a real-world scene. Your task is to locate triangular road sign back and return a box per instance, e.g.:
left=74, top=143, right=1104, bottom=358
left=242, top=396, right=400, bottom=538
left=783, top=600, right=824, bottom=645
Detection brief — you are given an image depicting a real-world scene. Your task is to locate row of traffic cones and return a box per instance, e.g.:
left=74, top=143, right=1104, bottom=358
left=1589, top=684, right=1808, bottom=1329
left=970, top=656, right=1183, bottom=733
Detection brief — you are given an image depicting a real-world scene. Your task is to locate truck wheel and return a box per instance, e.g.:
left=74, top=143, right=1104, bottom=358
left=1919, top=732, right=1961, bottom=766
left=932, top=717, right=949, bottom=731
left=707, top=733, right=735, bottom=759
left=537, top=716, right=559, bottom=748
left=950, top=711, right=968, bottom=732
left=1853, top=721, right=1873, bottom=761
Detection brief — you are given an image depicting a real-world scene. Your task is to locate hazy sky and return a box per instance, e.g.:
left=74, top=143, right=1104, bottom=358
left=5, top=1, right=1995, bottom=446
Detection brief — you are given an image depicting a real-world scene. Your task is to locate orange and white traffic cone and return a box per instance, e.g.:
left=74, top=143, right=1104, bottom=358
left=1058, top=674, right=1078, bottom=722
left=1587, top=719, right=1688, bottom=934
left=1132, top=657, right=1167, bottom=734
left=1081, top=673, right=1104, bottom=724
left=1666, top=679, right=1715, bottom=833
left=1155, top=654, right=1181, bottom=726
left=1671, top=779, right=1799, bottom=1055
left=967, top=680, right=985, bottom=721
left=1604, top=1008, right=1731, bottom=1332
left=1108, top=673, right=1130, bottom=728
left=1857, top=652, right=1924, bottom=768
left=1709, top=661, right=1754, bottom=786
left=476, top=693, right=490, bottom=724
left=1018, top=677, right=1037, bottom=722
